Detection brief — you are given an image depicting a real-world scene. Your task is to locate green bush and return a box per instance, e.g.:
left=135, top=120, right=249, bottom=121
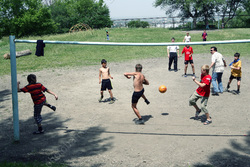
left=128, top=20, right=149, bottom=28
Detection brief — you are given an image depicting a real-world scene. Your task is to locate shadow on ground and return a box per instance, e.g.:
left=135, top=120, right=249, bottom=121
left=0, top=112, right=113, bottom=166
left=194, top=131, right=250, bottom=167
left=0, top=89, right=11, bottom=109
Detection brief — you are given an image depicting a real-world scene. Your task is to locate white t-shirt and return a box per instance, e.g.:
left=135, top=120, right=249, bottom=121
left=184, top=35, right=191, bottom=42
left=167, top=46, right=179, bottom=52
left=211, top=52, right=225, bottom=73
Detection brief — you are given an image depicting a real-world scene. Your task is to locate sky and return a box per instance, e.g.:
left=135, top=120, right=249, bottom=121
left=103, top=0, right=167, bottom=19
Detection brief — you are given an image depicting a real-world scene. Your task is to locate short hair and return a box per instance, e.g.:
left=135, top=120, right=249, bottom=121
left=211, top=46, right=217, bottom=51
left=135, top=64, right=142, bottom=72
left=234, top=52, right=240, bottom=57
left=27, top=74, right=36, bottom=84
left=171, top=37, right=175, bottom=40
left=101, top=59, right=107, bottom=64
left=201, top=65, right=210, bottom=74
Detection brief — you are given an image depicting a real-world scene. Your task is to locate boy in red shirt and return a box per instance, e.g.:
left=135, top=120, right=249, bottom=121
left=181, top=45, right=195, bottom=77
left=18, top=74, right=58, bottom=134
left=189, top=65, right=212, bottom=125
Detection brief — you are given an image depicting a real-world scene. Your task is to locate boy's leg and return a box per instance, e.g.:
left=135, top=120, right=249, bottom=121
left=132, top=103, right=141, bottom=119
left=108, top=89, right=115, bottom=103
left=184, top=64, right=188, bottom=76
left=142, top=94, right=150, bottom=105
left=226, top=79, right=232, bottom=91
left=191, top=63, right=195, bottom=76
left=200, top=97, right=212, bottom=125
left=44, top=101, right=56, bottom=111
left=237, top=80, right=241, bottom=93
left=173, top=55, right=178, bottom=71
left=99, top=91, right=104, bottom=102
left=169, top=55, right=174, bottom=70
left=189, top=92, right=201, bottom=118
left=33, top=102, right=45, bottom=134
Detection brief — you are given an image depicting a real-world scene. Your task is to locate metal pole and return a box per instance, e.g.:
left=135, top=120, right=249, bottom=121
left=9, top=35, right=19, bottom=142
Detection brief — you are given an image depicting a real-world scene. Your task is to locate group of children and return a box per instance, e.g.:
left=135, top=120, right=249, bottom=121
left=17, top=33, right=242, bottom=133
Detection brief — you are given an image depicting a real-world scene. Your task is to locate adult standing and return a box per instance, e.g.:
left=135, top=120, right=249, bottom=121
left=167, top=37, right=179, bottom=72
left=183, top=32, right=191, bottom=43
left=209, top=47, right=227, bottom=96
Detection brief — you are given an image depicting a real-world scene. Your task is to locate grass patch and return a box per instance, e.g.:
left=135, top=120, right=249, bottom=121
left=0, top=28, right=249, bottom=76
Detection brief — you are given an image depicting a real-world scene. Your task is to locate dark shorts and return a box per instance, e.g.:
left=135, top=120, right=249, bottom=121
left=101, top=79, right=113, bottom=91
left=203, top=38, right=206, bottom=41
left=229, top=75, right=241, bottom=81
left=132, top=88, right=144, bottom=104
left=184, top=60, right=194, bottom=64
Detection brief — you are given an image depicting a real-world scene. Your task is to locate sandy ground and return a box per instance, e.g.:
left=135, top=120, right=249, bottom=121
left=0, top=53, right=250, bottom=167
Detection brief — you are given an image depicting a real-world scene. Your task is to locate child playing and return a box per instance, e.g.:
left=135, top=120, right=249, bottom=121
left=124, top=64, right=150, bottom=125
left=106, top=30, right=109, bottom=40
left=99, top=59, right=114, bottom=103
left=202, top=30, right=207, bottom=41
left=226, top=53, right=242, bottom=94
left=17, top=74, right=58, bottom=134
left=181, top=44, right=195, bottom=77
left=189, top=65, right=212, bottom=125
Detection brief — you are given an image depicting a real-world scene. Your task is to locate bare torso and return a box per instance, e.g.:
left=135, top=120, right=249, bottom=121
left=133, top=72, right=145, bottom=92
left=100, top=67, right=110, bottom=79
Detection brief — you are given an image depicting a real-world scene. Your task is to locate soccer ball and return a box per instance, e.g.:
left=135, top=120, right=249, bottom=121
left=159, top=85, right=167, bottom=93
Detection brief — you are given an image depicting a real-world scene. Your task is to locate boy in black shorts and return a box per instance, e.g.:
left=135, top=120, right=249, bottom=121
left=99, top=59, right=114, bottom=103
left=124, top=64, right=150, bottom=124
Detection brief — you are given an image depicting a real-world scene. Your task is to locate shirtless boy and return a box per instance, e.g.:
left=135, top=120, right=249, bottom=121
left=124, top=64, right=150, bottom=124
left=99, top=59, right=114, bottom=104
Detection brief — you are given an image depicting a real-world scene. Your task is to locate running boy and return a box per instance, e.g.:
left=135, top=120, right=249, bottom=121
left=181, top=44, right=195, bottom=77
left=99, top=59, right=114, bottom=103
left=189, top=65, right=212, bottom=125
left=18, top=74, right=58, bottom=134
left=124, top=64, right=150, bottom=124
left=226, top=53, right=242, bottom=94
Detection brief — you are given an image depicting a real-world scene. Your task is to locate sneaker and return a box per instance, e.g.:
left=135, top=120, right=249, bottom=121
left=137, top=119, right=145, bottom=125
left=235, top=90, right=240, bottom=95
left=193, top=74, right=196, bottom=78
left=109, top=99, right=115, bottom=104
left=145, top=99, right=150, bottom=105
left=174, top=70, right=178, bottom=72
left=184, top=74, right=187, bottom=77
left=33, top=129, right=44, bottom=134
left=98, top=97, right=103, bottom=102
left=212, top=92, right=219, bottom=96
left=195, top=109, right=201, bottom=120
left=51, top=106, right=56, bottom=111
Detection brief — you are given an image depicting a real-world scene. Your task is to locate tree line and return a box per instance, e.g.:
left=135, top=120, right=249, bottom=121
left=154, top=0, right=250, bottom=28
left=0, top=0, right=112, bottom=38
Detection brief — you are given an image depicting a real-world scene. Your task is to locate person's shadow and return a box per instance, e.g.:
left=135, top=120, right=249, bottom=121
left=133, top=115, right=153, bottom=125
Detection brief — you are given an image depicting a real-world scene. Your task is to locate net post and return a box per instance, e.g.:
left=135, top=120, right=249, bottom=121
left=9, top=35, right=20, bottom=142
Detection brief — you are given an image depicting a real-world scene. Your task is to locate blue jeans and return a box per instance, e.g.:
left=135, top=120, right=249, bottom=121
left=212, top=72, right=223, bottom=93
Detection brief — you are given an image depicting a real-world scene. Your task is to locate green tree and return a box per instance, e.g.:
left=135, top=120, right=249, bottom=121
left=0, top=0, right=57, bottom=37
left=128, top=20, right=149, bottom=28
left=49, top=0, right=112, bottom=33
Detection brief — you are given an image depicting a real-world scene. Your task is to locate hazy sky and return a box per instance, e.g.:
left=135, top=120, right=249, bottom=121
left=103, top=0, right=167, bottom=19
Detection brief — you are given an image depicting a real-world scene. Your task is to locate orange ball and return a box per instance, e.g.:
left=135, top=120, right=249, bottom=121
left=159, top=85, right=167, bottom=93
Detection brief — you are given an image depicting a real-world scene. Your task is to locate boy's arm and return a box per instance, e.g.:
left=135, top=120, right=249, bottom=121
left=108, top=68, right=113, bottom=79
left=143, top=77, right=149, bottom=85
left=192, top=77, right=206, bottom=87
left=124, top=72, right=135, bottom=79
left=17, top=81, right=21, bottom=92
left=167, top=47, right=170, bottom=58
left=99, top=69, right=102, bottom=84
left=46, top=89, right=58, bottom=100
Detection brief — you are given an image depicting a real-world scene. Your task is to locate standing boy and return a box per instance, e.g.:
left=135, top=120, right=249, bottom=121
left=124, top=64, right=150, bottom=124
left=183, top=32, right=191, bottom=43
left=189, top=65, right=212, bottom=125
left=18, top=74, right=58, bottom=134
left=202, top=30, right=208, bottom=41
left=167, top=37, right=180, bottom=72
left=226, top=53, right=242, bottom=94
left=181, top=44, right=195, bottom=77
left=99, top=59, right=114, bottom=103
left=106, top=30, right=109, bottom=40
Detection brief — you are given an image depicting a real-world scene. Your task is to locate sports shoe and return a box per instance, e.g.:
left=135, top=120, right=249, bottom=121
left=137, top=119, right=145, bottom=125
left=109, top=99, right=115, bottom=104
left=51, top=106, right=56, bottom=111
left=184, top=74, right=187, bottom=77
left=145, top=99, right=150, bottom=105
left=212, top=92, right=219, bottom=96
left=235, top=90, right=240, bottom=95
left=98, top=97, right=103, bottom=102
left=33, top=129, right=44, bottom=134
left=193, top=74, right=196, bottom=78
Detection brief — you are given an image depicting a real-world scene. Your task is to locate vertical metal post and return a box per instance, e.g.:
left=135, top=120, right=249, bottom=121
left=9, top=35, right=19, bottom=142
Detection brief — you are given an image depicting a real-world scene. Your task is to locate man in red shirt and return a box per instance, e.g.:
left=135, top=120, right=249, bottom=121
left=181, top=45, right=195, bottom=77
left=189, top=65, right=212, bottom=125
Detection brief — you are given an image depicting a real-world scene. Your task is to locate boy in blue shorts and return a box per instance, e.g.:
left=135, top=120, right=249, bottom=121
left=99, top=59, right=114, bottom=103
left=18, top=74, right=58, bottom=134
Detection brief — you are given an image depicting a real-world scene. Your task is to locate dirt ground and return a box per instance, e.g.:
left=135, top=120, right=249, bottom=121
left=0, top=53, right=250, bottom=167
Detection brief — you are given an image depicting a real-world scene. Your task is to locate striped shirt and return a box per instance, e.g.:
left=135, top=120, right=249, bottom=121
left=21, top=83, right=47, bottom=105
